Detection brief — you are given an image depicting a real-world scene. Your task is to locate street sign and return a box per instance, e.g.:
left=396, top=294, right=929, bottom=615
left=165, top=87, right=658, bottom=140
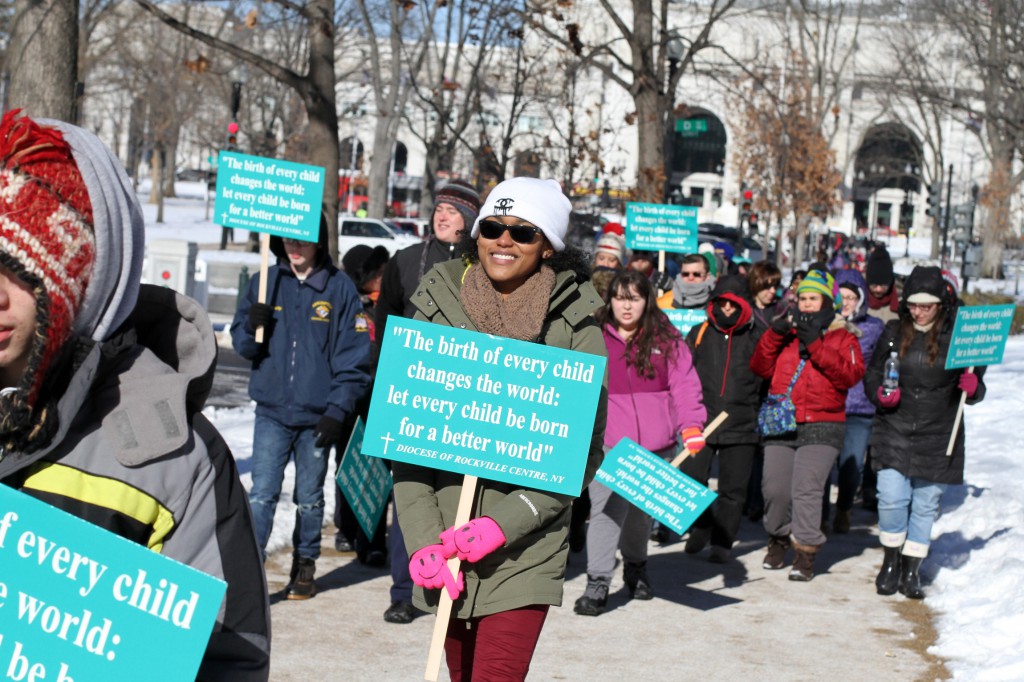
left=675, top=119, right=707, bottom=137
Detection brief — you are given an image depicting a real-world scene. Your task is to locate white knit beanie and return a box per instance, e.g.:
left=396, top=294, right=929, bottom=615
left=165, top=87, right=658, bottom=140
left=471, top=178, right=571, bottom=251
left=594, top=232, right=625, bottom=265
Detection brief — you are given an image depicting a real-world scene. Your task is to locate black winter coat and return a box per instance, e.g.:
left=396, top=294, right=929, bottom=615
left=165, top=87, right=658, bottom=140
left=865, top=316, right=986, bottom=485
left=686, top=314, right=764, bottom=446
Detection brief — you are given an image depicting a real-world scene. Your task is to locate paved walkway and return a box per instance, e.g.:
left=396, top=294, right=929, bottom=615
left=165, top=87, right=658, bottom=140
left=265, top=506, right=942, bottom=681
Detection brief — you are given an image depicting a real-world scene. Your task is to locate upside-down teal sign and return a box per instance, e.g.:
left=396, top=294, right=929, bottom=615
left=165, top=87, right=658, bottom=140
left=595, top=438, right=716, bottom=535
left=336, top=418, right=392, bottom=538
left=362, top=317, right=607, bottom=496
left=0, top=485, right=226, bottom=681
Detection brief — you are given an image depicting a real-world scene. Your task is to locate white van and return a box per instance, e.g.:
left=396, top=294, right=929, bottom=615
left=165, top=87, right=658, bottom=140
left=338, top=217, right=421, bottom=257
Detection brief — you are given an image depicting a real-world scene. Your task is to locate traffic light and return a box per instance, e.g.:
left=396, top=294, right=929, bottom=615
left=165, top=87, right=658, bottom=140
left=225, top=121, right=238, bottom=150
left=740, top=188, right=753, bottom=230
left=925, top=181, right=941, bottom=218
left=748, top=212, right=758, bottom=230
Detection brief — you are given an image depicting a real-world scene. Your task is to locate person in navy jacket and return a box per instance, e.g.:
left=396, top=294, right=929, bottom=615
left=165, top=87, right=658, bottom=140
left=231, top=219, right=371, bottom=599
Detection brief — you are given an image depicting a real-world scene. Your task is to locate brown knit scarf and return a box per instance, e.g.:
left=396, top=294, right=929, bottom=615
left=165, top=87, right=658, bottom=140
left=459, top=263, right=556, bottom=341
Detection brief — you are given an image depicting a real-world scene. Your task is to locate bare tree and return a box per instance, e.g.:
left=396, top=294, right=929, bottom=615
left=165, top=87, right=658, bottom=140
left=134, top=0, right=346, bottom=258
left=529, top=0, right=736, bottom=202
left=5, top=0, right=77, bottom=119
left=733, top=55, right=842, bottom=266
left=885, top=1, right=1024, bottom=276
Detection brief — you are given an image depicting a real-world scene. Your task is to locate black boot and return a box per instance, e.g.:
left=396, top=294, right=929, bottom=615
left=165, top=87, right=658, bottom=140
left=623, top=561, right=654, bottom=600
left=574, top=576, right=611, bottom=616
left=875, top=546, right=902, bottom=596
left=899, top=556, right=925, bottom=599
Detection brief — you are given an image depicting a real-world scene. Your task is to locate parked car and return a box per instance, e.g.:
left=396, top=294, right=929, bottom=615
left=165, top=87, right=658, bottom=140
left=339, top=217, right=420, bottom=257
left=387, top=218, right=430, bottom=239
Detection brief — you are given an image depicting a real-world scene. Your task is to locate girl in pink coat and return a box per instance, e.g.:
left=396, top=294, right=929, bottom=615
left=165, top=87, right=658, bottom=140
left=574, top=269, right=706, bottom=616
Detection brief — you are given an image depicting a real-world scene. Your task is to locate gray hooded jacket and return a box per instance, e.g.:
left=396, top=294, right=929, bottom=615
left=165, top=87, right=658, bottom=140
left=0, top=121, right=270, bottom=680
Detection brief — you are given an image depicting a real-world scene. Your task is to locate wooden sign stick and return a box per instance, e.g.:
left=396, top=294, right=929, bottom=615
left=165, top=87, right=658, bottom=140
left=671, top=411, right=728, bottom=467
left=254, top=233, right=270, bottom=343
left=424, top=474, right=479, bottom=681
left=946, top=366, right=974, bottom=457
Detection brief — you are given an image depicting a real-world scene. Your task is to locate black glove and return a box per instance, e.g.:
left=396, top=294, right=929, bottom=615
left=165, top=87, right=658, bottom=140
left=794, top=310, right=831, bottom=348
left=313, top=416, right=345, bottom=449
left=771, top=313, right=793, bottom=335
left=247, top=302, right=274, bottom=334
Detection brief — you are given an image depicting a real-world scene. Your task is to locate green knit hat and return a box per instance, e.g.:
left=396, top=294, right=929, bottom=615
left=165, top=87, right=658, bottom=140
left=797, top=269, right=840, bottom=306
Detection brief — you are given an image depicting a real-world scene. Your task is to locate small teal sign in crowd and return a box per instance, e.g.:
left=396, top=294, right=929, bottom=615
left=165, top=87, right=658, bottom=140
left=946, top=304, right=1015, bottom=370
left=624, top=202, right=698, bottom=254
left=213, top=151, right=325, bottom=242
left=595, top=438, right=716, bottom=535
left=0, top=486, right=225, bottom=681
left=663, top=308, right=707, bottom=337
left=362, top=318, right=607, bottom=497
left=336, top=418, right=393, bottom=539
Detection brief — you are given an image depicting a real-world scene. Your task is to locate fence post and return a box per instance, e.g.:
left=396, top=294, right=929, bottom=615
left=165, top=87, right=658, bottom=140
left=237, top=265, right=250, bottom=306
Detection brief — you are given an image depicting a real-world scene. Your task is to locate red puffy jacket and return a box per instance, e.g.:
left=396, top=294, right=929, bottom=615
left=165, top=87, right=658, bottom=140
left=750, top=322, right=865, bottom=424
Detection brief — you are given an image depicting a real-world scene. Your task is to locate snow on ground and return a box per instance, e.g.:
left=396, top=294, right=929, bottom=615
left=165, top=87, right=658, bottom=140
left=926, top=338, right=1024, bottom=680
left=144, top=183, right=1024, bottom=678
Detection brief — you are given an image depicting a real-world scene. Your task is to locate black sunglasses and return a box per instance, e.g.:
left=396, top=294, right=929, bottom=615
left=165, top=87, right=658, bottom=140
left=478, top=219, right=543, bottom=244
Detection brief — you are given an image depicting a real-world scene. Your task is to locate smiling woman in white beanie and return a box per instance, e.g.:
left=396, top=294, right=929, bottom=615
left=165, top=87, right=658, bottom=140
left=393, top=177, right=609, bottom=681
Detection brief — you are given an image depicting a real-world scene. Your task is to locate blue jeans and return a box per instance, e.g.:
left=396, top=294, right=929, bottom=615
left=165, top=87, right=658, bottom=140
left=876, top=468, right=947, bottom=554
left=835, top=415, right=873, bottom=511
left=248, top=414, right=330, bottom=561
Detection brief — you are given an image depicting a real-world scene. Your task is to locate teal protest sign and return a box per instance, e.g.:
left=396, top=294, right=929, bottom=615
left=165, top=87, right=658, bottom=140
left=363, top=317, right=607, bottom=496
left=663, top=308, right=707, bottom=336
left=946, top=304, right=1015, bottom=370
left=594, top=438, right=716, bottom=535
left=336, top=418, right=393, bottom=538
left=0, top=485, right=225, bottom=681
left=213, top=151, right=325, bottom=242
left=625, top=202, right=698, bottom=254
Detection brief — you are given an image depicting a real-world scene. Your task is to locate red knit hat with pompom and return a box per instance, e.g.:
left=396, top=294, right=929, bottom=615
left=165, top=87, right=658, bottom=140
left=0, top=109, right=95, bottom=404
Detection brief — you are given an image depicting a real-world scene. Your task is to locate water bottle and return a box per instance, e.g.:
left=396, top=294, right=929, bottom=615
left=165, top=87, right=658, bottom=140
left=882, top=351, right=900, bottom=396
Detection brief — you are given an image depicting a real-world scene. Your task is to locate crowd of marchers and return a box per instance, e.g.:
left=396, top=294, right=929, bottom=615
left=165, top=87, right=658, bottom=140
left=0, top=108, right=976, bottom=682
left=226, top=171, right=983, bottom=681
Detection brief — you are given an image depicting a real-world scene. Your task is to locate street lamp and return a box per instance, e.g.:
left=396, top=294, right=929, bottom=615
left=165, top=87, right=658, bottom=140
left=663, top=33, right=685, bottom=203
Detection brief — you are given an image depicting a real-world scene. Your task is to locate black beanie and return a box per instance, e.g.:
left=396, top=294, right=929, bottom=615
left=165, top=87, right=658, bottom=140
left=341, top=244, right=389, bottom=291
left=865, top=246, right=894, bottom=287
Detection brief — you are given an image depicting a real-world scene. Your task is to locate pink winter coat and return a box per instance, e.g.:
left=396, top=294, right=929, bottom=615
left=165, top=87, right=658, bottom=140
left=603, top=324, right=707, bottom=451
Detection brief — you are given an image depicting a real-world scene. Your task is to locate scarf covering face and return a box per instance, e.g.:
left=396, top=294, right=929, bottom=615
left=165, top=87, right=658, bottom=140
left=673, top=278, right=712, bottom=308
left=459, top=262, right=556, bottom=341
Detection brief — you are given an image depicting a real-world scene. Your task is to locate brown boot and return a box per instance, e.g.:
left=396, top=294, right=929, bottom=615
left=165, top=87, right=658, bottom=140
left=833, top=509, right=851, bottom=534
left=789, top=540, right=819, bottom=582
left=762, top=535, right=791, bottom=570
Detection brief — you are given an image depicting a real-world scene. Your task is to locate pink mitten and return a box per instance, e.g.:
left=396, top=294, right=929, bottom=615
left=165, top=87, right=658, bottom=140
left=958, top=372, right=979, bottom=398
left=439, top=517, right=507, bottom=563
left=877, top=386, right=901, bottom=408
left=409, top=544, right=464, bottom=599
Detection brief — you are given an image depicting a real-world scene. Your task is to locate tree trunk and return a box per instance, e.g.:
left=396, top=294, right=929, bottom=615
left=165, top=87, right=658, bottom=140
left=6, top=0, right=77, bottom=120
left=980, top=149, right=1013, bottom=279
left=151, top=146, right=165, bottom=223
left=306, top=0, right=340, bottom=261
left=634, top=85, right=664, bottom=204
left=367, top=114, right=396, bottom=219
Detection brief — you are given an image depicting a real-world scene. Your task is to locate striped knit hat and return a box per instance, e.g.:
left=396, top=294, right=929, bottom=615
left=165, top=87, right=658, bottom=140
left=434, top=179, right=481, bottom=227
left=0, top=110, right=95, bottom=405
left=797, top=269, right=840, bottom=309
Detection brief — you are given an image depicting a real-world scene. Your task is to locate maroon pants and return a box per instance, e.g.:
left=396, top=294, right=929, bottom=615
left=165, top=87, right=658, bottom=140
left=444, top=605, right=549, bottom=682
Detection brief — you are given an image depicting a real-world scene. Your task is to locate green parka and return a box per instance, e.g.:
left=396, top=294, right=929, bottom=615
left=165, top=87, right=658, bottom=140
left=393, top=257, right=608, bottom=618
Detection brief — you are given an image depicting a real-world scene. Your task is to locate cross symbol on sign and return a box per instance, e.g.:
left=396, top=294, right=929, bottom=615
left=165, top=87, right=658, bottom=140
left=220, top=212, right=229, bottom=224
left=380, top=432, right=395, bottom=455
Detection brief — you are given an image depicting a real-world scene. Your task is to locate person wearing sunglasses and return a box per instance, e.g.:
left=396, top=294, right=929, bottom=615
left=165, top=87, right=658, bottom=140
left=865, top=266, right=986, bottom=600
left=392, top=177, right=607, bottom=681
left=371, top=179, right=482, bottom=625
left=671, top=253, right=714, bottom=309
